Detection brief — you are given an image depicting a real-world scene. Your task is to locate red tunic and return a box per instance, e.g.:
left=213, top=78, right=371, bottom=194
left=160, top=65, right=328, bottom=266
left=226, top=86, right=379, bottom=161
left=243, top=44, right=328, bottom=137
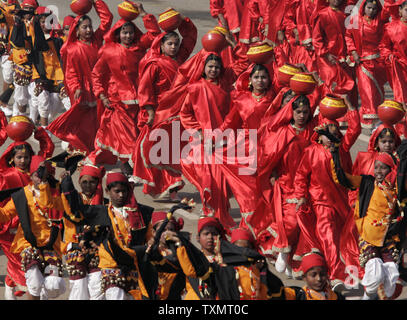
left=283, top=0, right=318, bottom=72
left=88, top=16, right=160, bottom=165
left=217, top=72, right=276, bottom=224
left=345, top=0, right=389, bottom=122
left=47, top=0, right=113, bottom=155
left=132, top=18, right=197, bottom=198
left=380, top=19, right=407, bottom=104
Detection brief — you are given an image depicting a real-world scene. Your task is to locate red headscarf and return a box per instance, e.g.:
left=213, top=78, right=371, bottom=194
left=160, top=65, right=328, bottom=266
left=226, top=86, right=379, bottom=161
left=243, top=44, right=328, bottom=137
left=376, top=152, right=396, bottom=169
left=103, top=18, right=143, bottom=44
left=0, top=141, right=34, bottom=171
left=368, top=123, right=401, bottom=152
left=301, top=253, right=327, bottom=274
left=63, top=15, right=75, bottom=29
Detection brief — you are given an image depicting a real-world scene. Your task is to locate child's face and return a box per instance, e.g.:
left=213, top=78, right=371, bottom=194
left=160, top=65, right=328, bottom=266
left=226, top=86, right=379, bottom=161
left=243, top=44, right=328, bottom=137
left=377, top=136, right=395, bottom=154
left=329, top=0, right=343, bottom=8
left=364, top=2, right=378, bottom=18
left=197, top=226, right=220, bottom=255
left=79, top=175, right=98, bottom=198
left=12, top=149, right=31, bottom=171
left=106, top=184, right=129, bottom=208
left=233, top=239, right=253, bottom=249
left=374, top=160, right=391, bottom=183
left=304, top=266, right=328, bottom=292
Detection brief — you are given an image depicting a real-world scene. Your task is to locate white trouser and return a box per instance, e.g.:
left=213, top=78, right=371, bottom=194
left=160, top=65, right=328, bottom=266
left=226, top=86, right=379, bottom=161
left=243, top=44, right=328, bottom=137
left=105, top=286, right=134, bottom=300
left=30, top=89, right=63, bottom=122
left=68, top=271, right=105, bottom=300
left=12, top=82, right=35, bottom=115
left=25, top=264, right=66, bottom=299
left=1, top=55, right=13, bottom=84
left=361, top=258, right=399, bottom=297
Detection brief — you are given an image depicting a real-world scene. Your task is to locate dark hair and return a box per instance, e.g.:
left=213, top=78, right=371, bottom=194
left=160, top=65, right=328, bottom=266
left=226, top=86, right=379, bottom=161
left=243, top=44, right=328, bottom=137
left=7, top=143, right=34, bottom=167
left=76, top=15, right=92, bottom=27
left=378, top=127, right=395, bottom=140
left=282, top=89, right=294, bottom=102
left=202, top=54, right=224, bottom=79
left=115, top=22, right=136, bottom=41
left=106, top=181, right=129, bottom=191
left=400, top=0, right=407, bottom=9
left=291, top=95, right=312, bottom=124
left=161, top=31, right=180, bottom=44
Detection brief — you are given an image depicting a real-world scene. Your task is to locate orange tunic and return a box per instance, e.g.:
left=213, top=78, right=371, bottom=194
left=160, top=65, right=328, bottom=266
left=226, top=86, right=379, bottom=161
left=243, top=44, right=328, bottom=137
left=98, top=206, right=153, bottom=298
left=0, top=183, right=64, bottom=256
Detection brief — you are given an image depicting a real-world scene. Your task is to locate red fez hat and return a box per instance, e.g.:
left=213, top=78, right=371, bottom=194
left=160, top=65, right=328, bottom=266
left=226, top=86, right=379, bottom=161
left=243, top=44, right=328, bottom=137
left=152, top=211, right=184, bottom=231
left=21, top=0, right=38, bottom=9
left=375, top=152, right=396, bottom=169
left=231, top=227, right=255, bottom=245
left=63, top=15, right=75, bottom=28
left=80, top=164, right=105, bottom=179
left=36, top=6, right=51, bottom=15
left=106, top=171, right=129, bottom=186
left=301, top=253, right=327, bottom=274
left=197, top=216, right=224, bottom=235
left=29, top=155, right=45, bottom=175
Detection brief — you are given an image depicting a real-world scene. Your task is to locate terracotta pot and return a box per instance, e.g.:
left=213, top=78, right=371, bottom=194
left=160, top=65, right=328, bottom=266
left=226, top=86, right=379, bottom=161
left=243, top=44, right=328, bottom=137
left=277, top=63, right=301, bottom=86
left=117, top=1, right=139, bottom=21
left=158, top=8, right=181, bottom=31
left=6, top=115, right=35, bottom=142
left=70, top=0, right=92, bottom=15
left=319, top=94, right=347, bottom=120
left=201, top=30, right=227, bottom=53
left=377, top=100, right=405, bottom=125
left=290, top=72, right=317, bottom=95
left=246, top=43, right=273, bottom=64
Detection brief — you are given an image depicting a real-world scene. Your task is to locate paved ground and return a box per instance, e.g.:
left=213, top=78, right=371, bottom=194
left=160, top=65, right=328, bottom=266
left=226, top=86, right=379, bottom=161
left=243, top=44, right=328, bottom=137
left=0, top=0, right=405, bottom=300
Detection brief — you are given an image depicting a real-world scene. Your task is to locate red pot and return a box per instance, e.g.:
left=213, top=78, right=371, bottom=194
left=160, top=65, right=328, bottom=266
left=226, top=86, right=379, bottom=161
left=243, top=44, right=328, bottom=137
left=319, top=94, right=347, bottom=120
left=290, top=72, right=317, bottom=95
left=6, top=115, right=35, bottom=142
left=118, top=1, right=139, bottom=21
left=158, top=8, right=181, bottom=31
left=70, top=0, right=92, bottom=15
left=377, top=100, right=405, bottom=125
left=277, top=63, right=301, bottom=86
left=246, top=43, right=273, bottom=64
left=201, top=30, right=227, bottom=53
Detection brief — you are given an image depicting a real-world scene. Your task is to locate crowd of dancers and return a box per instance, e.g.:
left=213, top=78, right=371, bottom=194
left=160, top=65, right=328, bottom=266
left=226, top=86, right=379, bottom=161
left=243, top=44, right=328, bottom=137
left=0, top=0, right=405, bottom=301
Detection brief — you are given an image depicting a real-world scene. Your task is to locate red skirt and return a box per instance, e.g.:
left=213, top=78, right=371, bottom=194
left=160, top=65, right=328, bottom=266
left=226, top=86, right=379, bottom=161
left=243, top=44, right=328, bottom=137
left=47, top=100, right=99, bottom=155
left=89, top=102, right=139, bottom=165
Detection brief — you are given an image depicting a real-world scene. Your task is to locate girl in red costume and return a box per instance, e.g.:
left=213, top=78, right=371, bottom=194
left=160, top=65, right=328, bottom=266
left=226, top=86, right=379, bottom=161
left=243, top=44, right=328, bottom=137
left=0, top=125, right=54, bottom=300
left=312, top=0, right=358, bottom=114
left=89, top=3, right=160, bottom=170
left=293, top=97, right=361, bottom=291
left=47, top=0, right=113, bottom=155
left=132, top=14, right=197, bottom=201
left=283, top=0, right=319, bottom=73
left=217, top=64, right=276, bottom=230
left=249, top=92, right=320, bottom=279
left=179, top=46, right=249, bottom=232
left=345, top=0, right=389, bottom=128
